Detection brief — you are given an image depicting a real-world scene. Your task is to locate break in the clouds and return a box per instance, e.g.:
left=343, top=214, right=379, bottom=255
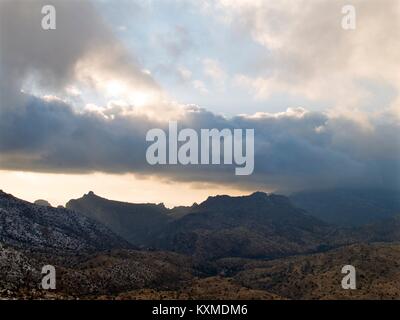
left=201, top=0, right=400, bottom=116
left=0, top=0, right=399, bottom=193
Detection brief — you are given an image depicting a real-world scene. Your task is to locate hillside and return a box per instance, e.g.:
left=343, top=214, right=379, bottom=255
left=0, top=190, right=129, bottom=252
left=232, top=242, right=400, bottom=299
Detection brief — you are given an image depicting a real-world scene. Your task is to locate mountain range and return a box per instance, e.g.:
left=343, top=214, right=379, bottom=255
left=1, top=188, right=400, bottom=299
left=66, top=190, right=400, bottom=261
left=67, top=191, right=344, bottom=260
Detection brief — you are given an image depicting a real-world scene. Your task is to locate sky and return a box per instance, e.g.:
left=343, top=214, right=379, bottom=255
left=0, top=0, right=399, bottom=207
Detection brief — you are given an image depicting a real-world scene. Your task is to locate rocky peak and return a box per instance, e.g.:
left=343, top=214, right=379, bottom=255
left=34, top=199, right=52, bottom=207
left=198, top=191, right=290, bottom=211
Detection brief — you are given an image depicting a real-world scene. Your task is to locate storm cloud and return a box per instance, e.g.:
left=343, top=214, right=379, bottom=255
left=0, top=95, right=399, bottom=192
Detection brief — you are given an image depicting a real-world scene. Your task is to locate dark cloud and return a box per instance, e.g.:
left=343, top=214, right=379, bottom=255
left=0, top=0, right=157, bottom=110
left=0, top=95, right=399, bottom=193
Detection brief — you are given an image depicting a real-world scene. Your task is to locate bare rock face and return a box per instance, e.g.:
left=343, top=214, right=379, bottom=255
left=0, top=190, right=130, bottom=253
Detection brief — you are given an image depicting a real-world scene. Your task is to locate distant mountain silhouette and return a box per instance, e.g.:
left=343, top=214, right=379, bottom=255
left=66, top=190, right=353, bottom=260
left=290, top=189, right=400, bottom=226
left=153, top=192, right=346, bottom=262
left=66, top=191, right=171, bottom=246
left=65, top=190, right=400, bottom=260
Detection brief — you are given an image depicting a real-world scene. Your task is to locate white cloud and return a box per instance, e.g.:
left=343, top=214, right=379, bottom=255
left=192, top=80, right=209, bottom=94
left=203, top=58, right=226, bottom=90
left=203, top=0, right=400, bottom=117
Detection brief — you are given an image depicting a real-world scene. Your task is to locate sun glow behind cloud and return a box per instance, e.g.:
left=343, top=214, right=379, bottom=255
left=72, top=55, right=164, bottom=110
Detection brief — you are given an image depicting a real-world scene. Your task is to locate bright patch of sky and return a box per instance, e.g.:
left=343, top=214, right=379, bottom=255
left=93, top=0, right=332, bottom=116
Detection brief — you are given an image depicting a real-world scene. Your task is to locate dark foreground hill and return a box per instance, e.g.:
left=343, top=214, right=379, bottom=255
left=2, top=240, right=400, bottom=300
left=231, top=242, right=400, bottom=300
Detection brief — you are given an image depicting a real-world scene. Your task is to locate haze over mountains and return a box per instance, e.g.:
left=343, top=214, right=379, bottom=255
left=1, top=188, right=400, bottom=299
left=290, top=189, right=400, bottom=226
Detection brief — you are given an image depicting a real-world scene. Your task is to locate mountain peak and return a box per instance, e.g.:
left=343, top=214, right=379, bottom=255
left=82, top=191, right=102, bottom=200
left=34, top=199, right=52, bottom=207
left=249, top=191, right=269, bottom=198
left=199, top=191, right=281, bottom=210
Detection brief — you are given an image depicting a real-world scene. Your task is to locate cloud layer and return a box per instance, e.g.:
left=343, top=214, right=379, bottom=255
left=0, top=0, right=399, bottom=193
left=0, top=96, right=398, bottom=192
left=0, top=0, right=159, bottom=110
left=205, top=0, right=400, bottom=116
